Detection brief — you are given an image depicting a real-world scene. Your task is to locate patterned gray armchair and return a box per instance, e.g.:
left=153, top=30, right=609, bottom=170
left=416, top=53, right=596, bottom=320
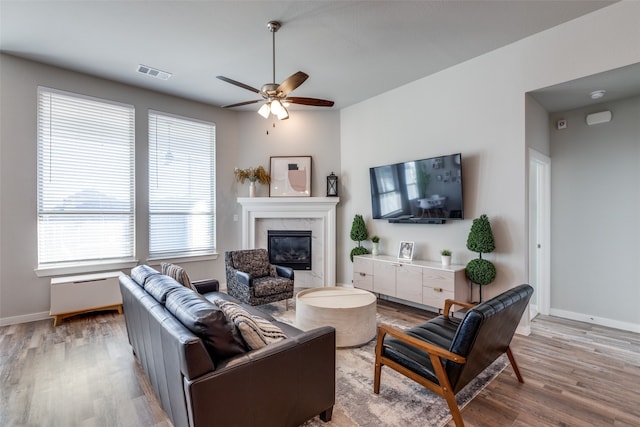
left=225, top=249, right=294, bottom=307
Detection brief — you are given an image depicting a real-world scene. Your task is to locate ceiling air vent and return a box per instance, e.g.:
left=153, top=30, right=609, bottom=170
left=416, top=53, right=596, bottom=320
left=137, top=64, right=172, bottom=80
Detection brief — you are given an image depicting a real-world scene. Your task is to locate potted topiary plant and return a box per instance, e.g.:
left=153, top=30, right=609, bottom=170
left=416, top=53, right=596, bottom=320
left=350, top=214, right=370, bottom=261
left=440, top=249, right=451, bottom=266
left=371, top=235, right=380, bottom=256
left=465, top=214, right=496, bottom=302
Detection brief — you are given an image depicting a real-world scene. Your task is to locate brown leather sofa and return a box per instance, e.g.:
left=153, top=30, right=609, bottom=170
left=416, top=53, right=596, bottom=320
left=119, top=265, right=335, bottom=427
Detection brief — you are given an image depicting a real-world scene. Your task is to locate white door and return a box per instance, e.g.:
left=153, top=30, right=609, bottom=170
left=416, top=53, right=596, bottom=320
left=529, top=149, right=551, bottom=317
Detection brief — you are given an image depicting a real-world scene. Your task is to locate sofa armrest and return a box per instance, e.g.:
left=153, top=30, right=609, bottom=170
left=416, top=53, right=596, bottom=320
left=185, top=326, right=336, bottom=427
left=275, top=264, right=294, bottom=279
left=193, top=278, right=219, bottom=294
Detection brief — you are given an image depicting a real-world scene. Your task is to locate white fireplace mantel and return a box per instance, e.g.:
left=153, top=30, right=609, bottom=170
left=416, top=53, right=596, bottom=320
left=238, top=197, right=339, bottom=286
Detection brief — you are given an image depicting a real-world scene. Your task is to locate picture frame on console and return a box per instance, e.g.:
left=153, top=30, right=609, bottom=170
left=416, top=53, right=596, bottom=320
left=398, top=241, right=414, bottom=261
left=269, top=156, right=312, bottom=197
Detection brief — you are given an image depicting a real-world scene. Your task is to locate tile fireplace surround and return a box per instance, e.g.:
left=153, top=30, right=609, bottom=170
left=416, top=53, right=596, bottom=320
left=237, top=197, right=339, bottom=287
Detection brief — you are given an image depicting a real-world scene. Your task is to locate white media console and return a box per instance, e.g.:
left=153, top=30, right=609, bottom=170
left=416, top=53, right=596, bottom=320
left=353, top=254, right=469, bottom=312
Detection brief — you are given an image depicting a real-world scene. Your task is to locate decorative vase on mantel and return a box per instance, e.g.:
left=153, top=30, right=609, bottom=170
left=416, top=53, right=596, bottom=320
left=234, top=166, right=270, bottom=199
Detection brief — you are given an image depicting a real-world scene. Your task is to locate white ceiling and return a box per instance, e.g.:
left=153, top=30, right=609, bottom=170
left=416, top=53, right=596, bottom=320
left=0, top=0, right=627, bottom=113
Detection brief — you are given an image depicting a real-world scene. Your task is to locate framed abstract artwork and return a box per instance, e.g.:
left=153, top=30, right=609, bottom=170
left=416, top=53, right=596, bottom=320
left=269, top=156, right=312, bottom=197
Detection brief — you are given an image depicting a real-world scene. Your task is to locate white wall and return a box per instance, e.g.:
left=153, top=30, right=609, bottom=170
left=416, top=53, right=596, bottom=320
left=235, top=110, right=341, bottom=199
left=0, top=54, right=341, bottom=324
left=338, top=1, right=640, bottom=331
left=549, top=96, right=640, bottom=330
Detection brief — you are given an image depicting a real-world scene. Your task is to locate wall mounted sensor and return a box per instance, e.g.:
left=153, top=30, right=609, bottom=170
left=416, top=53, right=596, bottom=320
left=586, top=110, right=612, bottom=126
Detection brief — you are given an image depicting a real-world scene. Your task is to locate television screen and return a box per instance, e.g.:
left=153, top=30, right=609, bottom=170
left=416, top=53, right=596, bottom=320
left=369, top=153, right=463, bottom=223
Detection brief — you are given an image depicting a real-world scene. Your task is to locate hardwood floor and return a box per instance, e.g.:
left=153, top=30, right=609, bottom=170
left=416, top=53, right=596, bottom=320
left=1, top=302, right=638, bottom=426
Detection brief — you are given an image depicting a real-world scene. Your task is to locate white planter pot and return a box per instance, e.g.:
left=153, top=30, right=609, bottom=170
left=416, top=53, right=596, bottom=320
left=441, top=255, right=451, bottom=266
left=249, top=181, right=257, bottom=197
left=372, top=242, right=379, bottom=256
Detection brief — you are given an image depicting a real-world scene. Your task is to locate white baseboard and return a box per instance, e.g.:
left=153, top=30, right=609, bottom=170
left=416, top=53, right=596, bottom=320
left=549, top=308, right=639, bottom=333
left=0, top=311, right=51, bottom=327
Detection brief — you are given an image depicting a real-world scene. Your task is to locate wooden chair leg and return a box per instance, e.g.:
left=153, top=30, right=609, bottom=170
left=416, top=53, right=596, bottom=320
left=373, top=328, right=385, bottom=394
left=442, top=386, right=465, bottom=427
left=506, top=346, right=524, bottom=383
left=430, top=353, right=465, bottom=427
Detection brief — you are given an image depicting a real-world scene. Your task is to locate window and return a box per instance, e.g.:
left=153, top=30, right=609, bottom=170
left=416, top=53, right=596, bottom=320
left=148, top=111, right=216, bottom=258
left=37, top=88, right=135, bottom=266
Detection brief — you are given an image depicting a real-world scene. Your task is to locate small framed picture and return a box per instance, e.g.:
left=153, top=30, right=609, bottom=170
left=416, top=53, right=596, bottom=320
left=269, top=156, right=312, bottom=197
left=398, top=241, right=414, bottom=261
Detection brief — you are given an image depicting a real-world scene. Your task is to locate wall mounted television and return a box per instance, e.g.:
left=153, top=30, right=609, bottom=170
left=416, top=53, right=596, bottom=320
left=369, top=153, right=464, bottom=224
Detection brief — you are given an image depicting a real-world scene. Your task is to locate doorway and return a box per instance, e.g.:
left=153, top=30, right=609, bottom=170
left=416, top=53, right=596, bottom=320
left=529, top=149, right=550, bottom=317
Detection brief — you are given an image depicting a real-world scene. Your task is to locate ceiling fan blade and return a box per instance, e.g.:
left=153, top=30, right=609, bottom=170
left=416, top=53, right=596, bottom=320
left=286, top=97, right=335, bottom=107
left=222, top=99, right=262, bottom=108
left=277, top=71, right=309, bottom=96
left=216, top=76, right=261, bottom=94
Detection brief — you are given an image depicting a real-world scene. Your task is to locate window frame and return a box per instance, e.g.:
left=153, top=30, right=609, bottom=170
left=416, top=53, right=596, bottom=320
left=147, top=110, right=217, bottom=261
left=35, top=87, right=136, bottom=276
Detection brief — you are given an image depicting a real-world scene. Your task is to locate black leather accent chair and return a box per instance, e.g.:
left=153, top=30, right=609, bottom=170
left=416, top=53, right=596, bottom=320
left=225, top=249, right=294, bottom=307
left=374, top=284, right=534, bottom=427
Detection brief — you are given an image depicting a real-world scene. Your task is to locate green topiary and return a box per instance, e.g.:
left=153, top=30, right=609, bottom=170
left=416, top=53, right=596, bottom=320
left=350, top=246, right=370, bottom=262
left=350, top=214, right=369, bottom=243
left=349, top=214, right=370, bottom=262
left=465, top=214, right=496, bottom=301
left=465, top=258, right=496, bottom=286
left=466, top=214, right=495, bottom=253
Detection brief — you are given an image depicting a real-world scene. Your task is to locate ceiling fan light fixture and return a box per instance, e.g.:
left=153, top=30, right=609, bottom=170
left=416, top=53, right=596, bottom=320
left=277, top=106, right=289, bottom=120
left=270, top=99, right=284, bottom=115
left=258, top=103, right=271, bottom=118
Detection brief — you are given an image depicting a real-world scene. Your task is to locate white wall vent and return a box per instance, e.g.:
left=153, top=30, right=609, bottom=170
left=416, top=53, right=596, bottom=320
left=137, top=64, right=172, bottom=80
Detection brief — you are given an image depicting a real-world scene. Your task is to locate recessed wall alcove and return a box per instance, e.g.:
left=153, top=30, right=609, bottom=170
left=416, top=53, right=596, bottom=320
left=238, top=197, right=339, bottom=287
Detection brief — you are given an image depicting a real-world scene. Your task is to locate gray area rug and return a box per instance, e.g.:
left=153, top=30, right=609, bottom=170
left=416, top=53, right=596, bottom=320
left=260, top=296, right=508, bottom=427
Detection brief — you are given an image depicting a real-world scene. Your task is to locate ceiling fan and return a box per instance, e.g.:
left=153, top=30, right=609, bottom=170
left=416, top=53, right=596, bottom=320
left=217, top=20, right=334, bottom=120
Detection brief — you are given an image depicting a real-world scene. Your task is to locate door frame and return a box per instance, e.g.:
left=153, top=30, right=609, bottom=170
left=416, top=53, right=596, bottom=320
left=529, top=149, right=551, bottom=316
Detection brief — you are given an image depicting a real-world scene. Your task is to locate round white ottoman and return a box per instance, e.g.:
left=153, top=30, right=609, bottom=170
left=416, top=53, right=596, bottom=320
left=296, top=287, right=377, bottom=348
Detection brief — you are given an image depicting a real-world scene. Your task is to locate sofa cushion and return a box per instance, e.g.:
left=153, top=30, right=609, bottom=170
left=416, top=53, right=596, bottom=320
left=165, top=287, right=245, bottom=363
left=131, top=264, right=160, bottom=287
left=231, top=249, right=271, bottom=278
left=144, top=275, right=184, bottom=304
left=215, top=300, right=287, bottom=350
left=161, top=262, right=196, bottom=291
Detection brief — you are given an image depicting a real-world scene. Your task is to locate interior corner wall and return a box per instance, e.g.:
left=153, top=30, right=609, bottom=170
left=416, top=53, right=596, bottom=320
left=0, top=54, right=243, bottom=323
left=549, top=96, right=640, bottom=329
left=337, top=0, right=640, bottom=328
left=234, top=110, right=341, bottom=199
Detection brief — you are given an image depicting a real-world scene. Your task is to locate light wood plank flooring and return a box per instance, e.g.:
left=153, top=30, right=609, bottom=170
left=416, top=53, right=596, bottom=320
left=1, top=301, right=638, bottom=426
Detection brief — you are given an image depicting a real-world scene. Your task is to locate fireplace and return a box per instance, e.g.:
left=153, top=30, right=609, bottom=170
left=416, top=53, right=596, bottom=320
left=268, top=230, right=312, bottom=270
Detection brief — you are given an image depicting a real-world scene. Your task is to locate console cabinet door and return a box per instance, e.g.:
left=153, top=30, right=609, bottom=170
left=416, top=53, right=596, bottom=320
left=353, top=257, right=373, bottom=291
left=395, top=263, right=422, bottom=304
left=373, top=261, right=396, bottom=295
left=422, top=269, right=455, bottom=309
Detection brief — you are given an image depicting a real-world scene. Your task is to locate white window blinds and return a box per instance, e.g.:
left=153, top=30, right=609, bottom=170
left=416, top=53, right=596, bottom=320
left=148, top=111, right=216, bottom=258
left=37, top=88, right=135, bottom=266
